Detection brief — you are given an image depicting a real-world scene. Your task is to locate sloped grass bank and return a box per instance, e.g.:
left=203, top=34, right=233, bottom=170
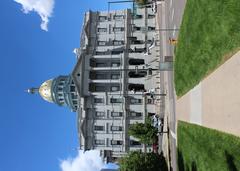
left=175, top=0, right=240, bottom=96
left=178, top=121, right=240, bottom=170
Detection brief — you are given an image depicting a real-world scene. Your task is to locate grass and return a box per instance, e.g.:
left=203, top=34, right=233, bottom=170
left=177, top=121, right=240, bottom=171
left=174, top=0, right=240, bottom=96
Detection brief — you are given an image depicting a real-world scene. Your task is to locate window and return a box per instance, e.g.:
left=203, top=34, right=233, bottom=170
left=95, top=139, right=105, bottom=145
left=73, top=100, right=78, bottom=105
left=133, top=14, right=142, bottom=19
left=148, top=14, right=155, bottom=19
left=71, top=94, right=78, bottom=99
left=130, top=98, right=142, bottom=104
left=111, top=74, right=120, bottom=79
left=98, top=28, right=107, bottom=33
left=99, top=16, right=107, bottom=21
left=131, top=47, right=146, bottom=53
left=96, top=51, right=109, bottom=55
left=58, top=88, right=63, bottom=91
left=96, top=63, right=106, bottom=67
left=148, top=26, right=155, bottom=31
left=94, top=125, right=104, bottom=131
left=111, top=126, right=123, bottom=131
left=130, top=140, right=141, bottom=146
left=113, top=27, right=124, bottom=32
left=95, top=111, right=105, bottom=117
left=70, top=86, right=75, bottom=92
left=131, top=40, right=144, bottom=45
left=96, top=74, right=106, bottom=79
left=111, top=50, right=123, bottom=55
left=94, top=98, right=104, bottom=103
left=147, top=39, right=154, bottom=44
left=111, top=140, right=123, bottom=145
left=133, top=26, right=141, bottom=31
left=113, top=40, right=124, bottom=45
left=95, top=86, right=106, bottom=92
left=110, top=98, right=122, bottom=103
left=111, top=62, right=120, bottom=67
left=128, top=36, right=137, bottom=41
left=128, top=58, right=145, bottom=65
left=147, top=99, right=154, bottom=104
left=111, top=112, right=123, bottom=117
left=113, top=15, right=124, bottom=20
left=130, top=112, right=142, bottom=117
left=98, top=41, right=107, bottom=46
left=111, top=86, right=120, bottom=91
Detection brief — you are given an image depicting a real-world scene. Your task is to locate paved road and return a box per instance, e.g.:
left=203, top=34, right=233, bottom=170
left=157, top=0, right=186, bottom=170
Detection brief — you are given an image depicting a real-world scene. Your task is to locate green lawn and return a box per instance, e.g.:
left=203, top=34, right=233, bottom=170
left=175, top=0, right=240, bottom=96
left=177, top=121, right=240, bottom=171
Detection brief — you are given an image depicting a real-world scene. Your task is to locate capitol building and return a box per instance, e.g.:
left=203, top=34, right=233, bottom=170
left=28, top=7, right=161, bottom=162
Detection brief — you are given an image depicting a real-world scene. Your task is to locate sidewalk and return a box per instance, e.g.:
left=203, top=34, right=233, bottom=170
left=177, top=50, right=240, bottom=137
left=156, top=2, right=171, bottom=170
left=161, top=89, right=170, bottom=170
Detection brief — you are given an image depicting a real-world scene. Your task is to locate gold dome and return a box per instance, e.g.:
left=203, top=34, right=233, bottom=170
left=39, top=79, right=53, bottom=103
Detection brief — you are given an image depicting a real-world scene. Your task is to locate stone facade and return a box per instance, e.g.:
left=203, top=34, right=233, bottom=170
left=74, top=8, right=158, bottom=161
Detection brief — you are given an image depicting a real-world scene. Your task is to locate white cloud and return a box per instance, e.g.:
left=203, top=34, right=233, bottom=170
left=60, top=150, right=105, bottom=171
left=14, top=0, right=55, bottom=31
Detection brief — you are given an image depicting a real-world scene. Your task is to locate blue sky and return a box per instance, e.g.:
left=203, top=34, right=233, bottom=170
left=0, top=1, right=131, bottom=171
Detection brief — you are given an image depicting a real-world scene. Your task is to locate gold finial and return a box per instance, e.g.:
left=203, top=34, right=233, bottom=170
left=26, top=87, right=39, bottom=94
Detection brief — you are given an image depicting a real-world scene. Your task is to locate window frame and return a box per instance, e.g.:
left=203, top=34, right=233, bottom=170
left=111, top=86, right=120, bottom=91
left=111, top=140, right=123, bottom=145
left=99, top=16, right=107, bottom=21
left=111, top=111, right=123, bottom=117
left=113, top=27, right=124, bottom=32
left=97, top=28, right=107, bottom=33
left=98, top=41, right=107, bottom=46
left=113, top=15, right=125, bottom=20
left=111, top=126, right=123, bottom=131
left=111, top=74, right=120, bottom=79
left=94, top=98, right=104, bottom=104
left=113, top=40, right=124, bottom=46
left=95, top=139, right=105, bottom=145
left=130, top=112, right=142, bottom=117
left=94, top=125, right=105, bottom=131
left=95, top=111, right=105, bottom=117
left=110, top=98, right=122, bottom=103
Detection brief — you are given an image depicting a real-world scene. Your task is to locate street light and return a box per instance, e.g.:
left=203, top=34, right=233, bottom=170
left=89, top=67, right=159, bottom=72
left=109, top=92, right=166, bottom=96
left=155, top=28, right=180, bottom=31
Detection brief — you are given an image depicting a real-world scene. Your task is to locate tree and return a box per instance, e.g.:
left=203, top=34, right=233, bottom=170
left=128, top=120, right=158, bottom=144
left=119, top=151, right=168, bottom=171
left=134, top=0, right=148, bottom=6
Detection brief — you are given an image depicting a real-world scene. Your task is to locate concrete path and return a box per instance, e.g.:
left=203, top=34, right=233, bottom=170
left=177, top=50, right=240, bottom=137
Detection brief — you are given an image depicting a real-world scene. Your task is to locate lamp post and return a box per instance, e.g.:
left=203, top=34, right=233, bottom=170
left=108, top=93, right=166, bottom=96
left=90, top=67, right=159, bottom=73
left=155, top=28, right=180, bottom=31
